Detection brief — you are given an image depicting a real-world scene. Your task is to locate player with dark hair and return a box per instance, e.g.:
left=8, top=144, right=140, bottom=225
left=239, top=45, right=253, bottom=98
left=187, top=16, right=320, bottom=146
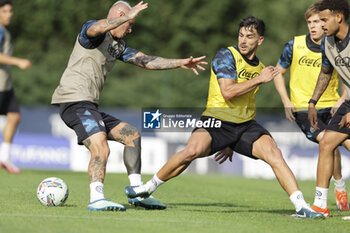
left=125, top=16, right=324, bottom=219
left=51, top=1, right=207, bottom=211
left=0, top=0, right=31, bottom=174
left=308, top=0, right=350, bottom=217
left=274, top=2, right=349, bottom=215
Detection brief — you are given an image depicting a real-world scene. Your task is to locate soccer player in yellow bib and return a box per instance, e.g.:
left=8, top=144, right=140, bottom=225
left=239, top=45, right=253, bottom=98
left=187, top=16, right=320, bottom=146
left=125, top=16, right=324, bottom=219
left=274, top=3, right=349, bottom=216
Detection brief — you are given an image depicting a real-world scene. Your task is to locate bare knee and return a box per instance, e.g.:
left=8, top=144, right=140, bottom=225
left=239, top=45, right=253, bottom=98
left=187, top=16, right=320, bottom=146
left=7, top=113, right=21, bottom=125
left=124, top=131, right=141, bottom=147
left=263, top=147, right=284, bottom=167
left=84, top=136, right=110, bottom=159
left=319, top=139, right=336, bottom=155
left=180, top=144, right=202, bottom=163
left=114, top=124, right=141, bottom=146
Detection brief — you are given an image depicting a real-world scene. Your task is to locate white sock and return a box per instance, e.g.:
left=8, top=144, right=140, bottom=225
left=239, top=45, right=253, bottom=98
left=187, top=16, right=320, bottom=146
left=334, top=178, right=346, bottom=192
left=90, top=182, right=104, bottom=203
left=144, top=174, right=164, bottom=193
left=128, top=174, right=143, bottom=186
left=289, top=190, right=307, bottom=211
left=313, top=187, right=329, bottom=209
left=0, top=142, right=11, bottom=161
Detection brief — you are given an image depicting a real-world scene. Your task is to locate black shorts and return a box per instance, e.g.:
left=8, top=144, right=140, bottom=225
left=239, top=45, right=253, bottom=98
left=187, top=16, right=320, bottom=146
left=0, top=89, right=20, bottom=115
left=59, top=101, right=122, bottom=145
left=326, top=100, right=350, bottom=136
left=293, top=108, right=332, bottom=143
left=194, top=116, right=271, bottom=159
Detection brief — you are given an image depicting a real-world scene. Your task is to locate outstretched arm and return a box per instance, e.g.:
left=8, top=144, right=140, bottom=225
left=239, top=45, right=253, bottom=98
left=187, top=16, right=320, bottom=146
left=125, top=50, right=207, bottom=75
left=308, top=66, right=333, bottom=129
left=0, top=53, right=31, bottom=70
left=86, top=1, right=148, bottom=37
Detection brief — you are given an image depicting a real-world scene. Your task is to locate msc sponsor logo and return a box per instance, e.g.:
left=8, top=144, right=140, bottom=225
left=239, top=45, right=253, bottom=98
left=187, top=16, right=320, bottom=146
left=298, top=56, right=321, bottom=68
left=238, top=69, right=259, bottom=80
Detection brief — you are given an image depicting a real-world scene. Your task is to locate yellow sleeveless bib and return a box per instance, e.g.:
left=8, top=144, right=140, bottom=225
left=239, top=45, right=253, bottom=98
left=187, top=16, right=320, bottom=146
left=202, top=46, right=264, bottom=123
left=290, top=35, right=339, bottom=110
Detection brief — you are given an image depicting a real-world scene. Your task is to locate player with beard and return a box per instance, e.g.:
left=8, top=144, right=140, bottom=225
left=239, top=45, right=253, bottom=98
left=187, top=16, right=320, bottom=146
left=125, top=16, right=324, bottom=219
left=308, top=0, right=350, bottom=218
left=274, top=3, right=349, bottom=215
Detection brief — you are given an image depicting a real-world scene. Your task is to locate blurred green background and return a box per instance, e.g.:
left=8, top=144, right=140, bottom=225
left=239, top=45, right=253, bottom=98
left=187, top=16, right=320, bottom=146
left=9, top=0, right=316, bottom=109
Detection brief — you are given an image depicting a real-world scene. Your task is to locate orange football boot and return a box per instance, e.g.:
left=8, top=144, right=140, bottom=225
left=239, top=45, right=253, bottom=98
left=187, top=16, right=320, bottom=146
left=311, top=205, right=330, bottom=217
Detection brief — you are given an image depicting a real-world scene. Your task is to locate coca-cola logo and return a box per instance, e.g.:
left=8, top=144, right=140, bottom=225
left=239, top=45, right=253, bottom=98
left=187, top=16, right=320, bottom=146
left=298, top=55, right=321, bottom=67
left=238, top=69, right=259, bottom=80
left=335, top=55, right=350, bottom=67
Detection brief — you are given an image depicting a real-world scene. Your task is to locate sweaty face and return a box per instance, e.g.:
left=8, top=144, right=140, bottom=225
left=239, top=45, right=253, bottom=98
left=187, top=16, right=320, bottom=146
left=0, top=4, right=13, bottom=26
left=238, top=26, right=263, bottom=59
left=307, top=14, right=324, bottom=42
left=319, top=9, right=339, bottom=36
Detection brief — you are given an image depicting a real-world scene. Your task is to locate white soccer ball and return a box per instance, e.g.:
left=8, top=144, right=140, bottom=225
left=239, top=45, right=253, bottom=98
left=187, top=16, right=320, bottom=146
left=36, top=177, right=69, bottom=207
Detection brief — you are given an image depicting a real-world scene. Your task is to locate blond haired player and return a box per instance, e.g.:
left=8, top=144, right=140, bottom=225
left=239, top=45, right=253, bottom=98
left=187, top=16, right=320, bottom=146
left=274, top=3, right=349, bottom=216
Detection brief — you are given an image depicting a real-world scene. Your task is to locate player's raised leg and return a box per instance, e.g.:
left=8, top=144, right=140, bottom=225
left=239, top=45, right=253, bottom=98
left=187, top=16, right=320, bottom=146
left=108, top=122, right=166, bottom=209
left=252, top=135, right=324, bottom=219
left=124, top=128, right=212, bottom=198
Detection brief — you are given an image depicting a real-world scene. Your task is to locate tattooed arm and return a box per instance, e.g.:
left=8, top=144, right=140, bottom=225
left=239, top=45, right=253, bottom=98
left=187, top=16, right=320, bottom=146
left=308, top=66, right=333, bottom=129
left=124, top=49, right=207, bottom=75
left=86, top=1, right=148, bottom=37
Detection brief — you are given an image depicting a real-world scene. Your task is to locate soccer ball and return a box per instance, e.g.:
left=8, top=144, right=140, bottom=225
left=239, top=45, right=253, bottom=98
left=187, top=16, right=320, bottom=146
left=37, top=177, right=69, bottom=207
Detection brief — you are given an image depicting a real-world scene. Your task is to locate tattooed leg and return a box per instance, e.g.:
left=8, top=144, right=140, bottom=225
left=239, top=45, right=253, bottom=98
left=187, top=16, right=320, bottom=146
left=108, top=123, right=141, bottom=175
left=123, top=137, right=141, bottom=174
left=83, top=132, right=110, bottom=183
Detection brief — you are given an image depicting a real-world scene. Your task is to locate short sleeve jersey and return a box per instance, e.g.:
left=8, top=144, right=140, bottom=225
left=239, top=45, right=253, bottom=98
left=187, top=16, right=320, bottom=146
left=51, top=20, right=139, bottom=104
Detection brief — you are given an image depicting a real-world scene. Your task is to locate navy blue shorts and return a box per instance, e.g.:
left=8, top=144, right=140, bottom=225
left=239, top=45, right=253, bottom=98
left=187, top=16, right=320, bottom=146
left=194, top=116, right=271, bottom=159
left=59, top=101, right=122, bottom=145
left=293, top=108, right=332, bottom=143
left=326, top=100, right=350, bottom=136
left=0, top=89, right=20, bottom=115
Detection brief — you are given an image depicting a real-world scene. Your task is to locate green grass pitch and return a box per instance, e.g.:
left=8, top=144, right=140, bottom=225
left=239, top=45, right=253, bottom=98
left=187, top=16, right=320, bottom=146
left=0, top=169, right=350, bottom=233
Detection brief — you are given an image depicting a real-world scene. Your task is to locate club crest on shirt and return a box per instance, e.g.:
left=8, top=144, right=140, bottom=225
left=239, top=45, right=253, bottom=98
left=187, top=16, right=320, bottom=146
left=335, top=55, right=350, bottom=67
left=107, top=39, right=126, bottom=59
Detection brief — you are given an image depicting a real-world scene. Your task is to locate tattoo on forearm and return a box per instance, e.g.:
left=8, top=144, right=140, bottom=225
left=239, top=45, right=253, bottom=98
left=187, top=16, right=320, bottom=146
left=129, top=54, right=182, bottom=70
left=89, top=16, right=129, bottom=35
left=312, top=71, right=332, bottom=101
left=106, top=15, right=129, bottom=27
left=88, top=155, right=106, bottom=183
